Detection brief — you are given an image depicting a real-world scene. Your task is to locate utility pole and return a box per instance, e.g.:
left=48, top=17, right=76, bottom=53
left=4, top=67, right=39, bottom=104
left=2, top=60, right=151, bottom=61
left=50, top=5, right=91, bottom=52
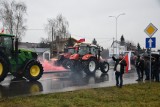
left=51, top=27, right=53, bottom=58
left=113, top=37, right=114, bottom=55
left=150, top=48, right=151, bottom=82
left=109, top=13, right=125, bottom=56
left=56, top=35, right=59, bottom=55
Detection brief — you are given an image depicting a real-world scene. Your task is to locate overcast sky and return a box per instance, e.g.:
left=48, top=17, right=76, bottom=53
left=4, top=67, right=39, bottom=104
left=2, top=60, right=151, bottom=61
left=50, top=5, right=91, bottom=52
left=1, top=0, right=160, bottom=49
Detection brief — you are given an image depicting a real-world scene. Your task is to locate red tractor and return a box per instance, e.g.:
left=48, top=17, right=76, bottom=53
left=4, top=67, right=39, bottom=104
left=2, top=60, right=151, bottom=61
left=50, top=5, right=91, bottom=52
left=69, top=43, right=109, bottom=74
left=56, top=46, right=78, bottom=69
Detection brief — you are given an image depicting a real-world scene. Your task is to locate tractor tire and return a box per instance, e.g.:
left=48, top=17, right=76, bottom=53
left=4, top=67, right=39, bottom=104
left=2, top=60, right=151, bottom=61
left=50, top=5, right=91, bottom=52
left=83, top=58, right=98, bottom=75
left=24, top=61, right=43, bottom=81
left=70, top=60, right=76, bottom=72
left=62, top=59, right=71, bottom=69
left=70, top=60, right=82, bottom=72
left=56, top=55, right=64, bottom=66
left=56, top=59, right=63, bottom=66
left=0, top=55, right=9, bottom=82
left=100, top=62, right=109, bottom=73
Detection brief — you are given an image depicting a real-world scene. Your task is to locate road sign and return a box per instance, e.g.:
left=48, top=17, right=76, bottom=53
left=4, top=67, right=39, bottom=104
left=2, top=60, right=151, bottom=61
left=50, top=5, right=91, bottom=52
left=144, top=23, right=158, bottom=37
left=146, top=37, right=156, bottom=48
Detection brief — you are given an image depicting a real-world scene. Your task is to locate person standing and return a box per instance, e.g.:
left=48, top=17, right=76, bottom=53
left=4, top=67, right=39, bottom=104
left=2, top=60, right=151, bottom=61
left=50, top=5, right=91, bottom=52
left=135, top=55, right=141, bottom=81
left=152, top=55, right=159, bottom=82
left=112, top=55, right=127, bottom=88
left=144, top=56, right=150, bottom=80
left=139, top=56, right=144, bottom=80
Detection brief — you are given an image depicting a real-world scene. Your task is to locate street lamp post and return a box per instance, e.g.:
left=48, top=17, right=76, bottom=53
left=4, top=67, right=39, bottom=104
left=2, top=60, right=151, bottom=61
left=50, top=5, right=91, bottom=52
left=109, top=13, right=125, bottom=56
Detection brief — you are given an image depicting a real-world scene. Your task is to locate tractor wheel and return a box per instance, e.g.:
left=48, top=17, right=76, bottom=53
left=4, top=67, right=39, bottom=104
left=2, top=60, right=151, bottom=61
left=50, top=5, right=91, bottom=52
left=83, top=58, right=98, bottom=75
left=56, top=55, right=64, bottom=66
left=62, top=59, right=71, bottom=69
left=25, top=61, right=43, bottom=81
left=70, top=60, right=76, bottom=72
left=70, top=60, right=82, bottom=72
left=56, top=59, right=63, bottom=66
left=100, top=62, right=109, bottom=73
left=0, top=55, right=9, bottom=82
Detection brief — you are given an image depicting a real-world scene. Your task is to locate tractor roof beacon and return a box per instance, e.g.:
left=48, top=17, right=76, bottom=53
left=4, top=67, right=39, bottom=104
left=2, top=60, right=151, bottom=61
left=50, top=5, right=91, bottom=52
left=0, top=34, right=43, bottom=82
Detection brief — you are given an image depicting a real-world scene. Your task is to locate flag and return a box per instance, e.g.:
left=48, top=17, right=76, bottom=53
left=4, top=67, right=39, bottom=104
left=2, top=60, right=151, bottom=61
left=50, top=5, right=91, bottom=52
left=77, top=38, right=85, bottom=43
left=124, top=51, right=131, bottom=73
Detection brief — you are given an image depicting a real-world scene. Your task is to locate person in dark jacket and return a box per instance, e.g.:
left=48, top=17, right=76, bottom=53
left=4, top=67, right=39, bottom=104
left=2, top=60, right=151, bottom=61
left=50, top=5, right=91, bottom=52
left=112, top=55, right=127, bottom=88
left=135, top=55, right=141, bottom=81
left=144, top=56, right=150, bottom=80
left=139, top=56, right=145, bottom=80
left=152, top=55, right=159, bottom=82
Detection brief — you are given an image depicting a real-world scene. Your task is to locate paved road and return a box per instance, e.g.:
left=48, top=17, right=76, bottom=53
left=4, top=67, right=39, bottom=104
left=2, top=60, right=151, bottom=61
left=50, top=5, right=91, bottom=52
left=0, top=68, right=138, bottom=98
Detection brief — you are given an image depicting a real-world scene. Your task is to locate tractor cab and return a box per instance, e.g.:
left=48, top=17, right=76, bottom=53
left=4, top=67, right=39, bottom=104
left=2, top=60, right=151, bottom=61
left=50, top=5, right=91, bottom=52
left=75, top=43, right=99, bottom=58
left=0, top=34, right=14, bottom=55
left=65, top=47, right=77, bottom=55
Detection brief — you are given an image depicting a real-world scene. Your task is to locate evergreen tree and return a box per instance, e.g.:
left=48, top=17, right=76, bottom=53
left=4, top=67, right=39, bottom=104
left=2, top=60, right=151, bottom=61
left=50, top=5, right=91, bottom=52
left=120, top=35, right=125, bottom=46
left=137, top=43, right=141, bottom=54
left=92, top=38, right=97, bottom=45
left=66, top=36, right=74, bottom=47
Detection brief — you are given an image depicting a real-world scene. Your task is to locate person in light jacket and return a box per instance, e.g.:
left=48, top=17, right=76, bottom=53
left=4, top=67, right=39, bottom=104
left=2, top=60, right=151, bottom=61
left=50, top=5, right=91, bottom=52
left=112, top=55, right=127, bottom=88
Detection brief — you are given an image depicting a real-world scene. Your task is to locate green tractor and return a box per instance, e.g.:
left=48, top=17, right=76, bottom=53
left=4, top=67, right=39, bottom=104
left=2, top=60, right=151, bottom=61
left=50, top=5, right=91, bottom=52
left=0, top=34, right=43, bottom=82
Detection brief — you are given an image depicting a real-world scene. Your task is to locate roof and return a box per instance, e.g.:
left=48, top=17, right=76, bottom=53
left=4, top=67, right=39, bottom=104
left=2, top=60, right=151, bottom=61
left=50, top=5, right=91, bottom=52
left=111, top=41, right=121, bottom=47
left=79, top=43, right=99, bottom=48
left=22, top=48, right=50, bottom=53
left=19, top=42, right=40, bottom=48
left=111, top=40, right=136, bottom=49
left=0, top=33, right=15, bottom=37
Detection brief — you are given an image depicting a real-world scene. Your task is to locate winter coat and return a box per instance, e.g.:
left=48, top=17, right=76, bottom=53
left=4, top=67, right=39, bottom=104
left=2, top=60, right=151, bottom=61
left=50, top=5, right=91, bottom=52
left=112, top=56, right=127, bottom=74
left=139, top=59, right=144, bottom=71
left=135, top=58, right=140, bottom=68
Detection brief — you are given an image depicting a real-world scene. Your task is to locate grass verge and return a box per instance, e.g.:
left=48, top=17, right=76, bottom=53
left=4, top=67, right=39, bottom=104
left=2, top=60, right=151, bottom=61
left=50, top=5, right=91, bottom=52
left=0, top=82, right=160, bottom=107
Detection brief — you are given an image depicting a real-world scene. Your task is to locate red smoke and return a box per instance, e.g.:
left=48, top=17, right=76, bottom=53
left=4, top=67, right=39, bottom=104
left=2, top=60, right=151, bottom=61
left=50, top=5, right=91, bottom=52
left=40, top=58, right=67, bottom=72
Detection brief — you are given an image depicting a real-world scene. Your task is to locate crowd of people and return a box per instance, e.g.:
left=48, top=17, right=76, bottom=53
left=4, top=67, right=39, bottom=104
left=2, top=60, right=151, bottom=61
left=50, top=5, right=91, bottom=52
left=112, top=53, right=160, bottom=88
left=135, top=54, right=160, bottom=82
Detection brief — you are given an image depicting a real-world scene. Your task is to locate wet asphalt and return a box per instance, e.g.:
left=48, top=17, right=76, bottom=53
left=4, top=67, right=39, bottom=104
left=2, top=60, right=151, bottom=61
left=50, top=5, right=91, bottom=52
left=0, top=67, right=139, bottom=98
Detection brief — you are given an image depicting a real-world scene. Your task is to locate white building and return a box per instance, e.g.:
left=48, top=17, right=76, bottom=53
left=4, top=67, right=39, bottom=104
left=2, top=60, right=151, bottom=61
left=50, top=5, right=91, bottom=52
left=109, top=41, right=127, bottom=57
left=19, top=42, right=50, bottom=60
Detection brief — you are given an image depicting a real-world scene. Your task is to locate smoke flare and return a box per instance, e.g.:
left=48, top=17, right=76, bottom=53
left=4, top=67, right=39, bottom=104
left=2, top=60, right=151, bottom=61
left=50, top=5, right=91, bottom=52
left=40, top=58, right=67, bottom=72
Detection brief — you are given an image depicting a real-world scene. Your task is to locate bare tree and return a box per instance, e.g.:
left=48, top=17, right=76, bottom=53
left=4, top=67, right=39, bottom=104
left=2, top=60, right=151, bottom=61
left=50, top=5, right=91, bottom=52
left=125, top=40, right=136, bottom=51
left=56, top=14, right=69, bottom=39
left=92, top=38, right=97, bottom=45
left=39, top=37, right=50, bottom=48
left=45, top=14, right=70, bottom=41
left=120, top=35, right=125, bottom=46
left=0, top=0, right=27, bottom=41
